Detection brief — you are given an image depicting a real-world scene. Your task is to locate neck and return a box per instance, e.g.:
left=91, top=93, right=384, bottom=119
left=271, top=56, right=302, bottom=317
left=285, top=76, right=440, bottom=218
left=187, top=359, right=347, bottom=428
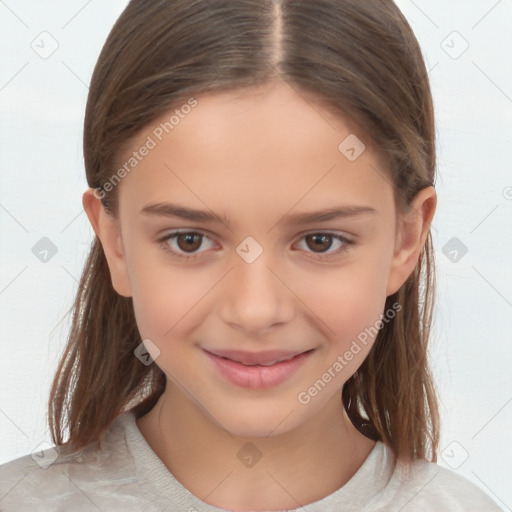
left=136, top=381, right=375, bottom=510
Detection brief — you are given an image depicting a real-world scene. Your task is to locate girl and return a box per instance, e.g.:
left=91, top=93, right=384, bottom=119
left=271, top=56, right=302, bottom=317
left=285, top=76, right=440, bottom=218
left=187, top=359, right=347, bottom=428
left=0, top=0, right=502, bottom=510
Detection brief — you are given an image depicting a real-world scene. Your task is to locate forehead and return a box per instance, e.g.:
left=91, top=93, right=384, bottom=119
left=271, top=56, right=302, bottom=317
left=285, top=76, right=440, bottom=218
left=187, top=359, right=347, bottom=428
left=116, top=81, right=394, bottom=222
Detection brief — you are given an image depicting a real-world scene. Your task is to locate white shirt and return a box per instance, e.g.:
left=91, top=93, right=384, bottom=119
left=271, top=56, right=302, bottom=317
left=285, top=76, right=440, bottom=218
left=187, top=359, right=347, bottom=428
left=0, top=411, right=502, bottom=511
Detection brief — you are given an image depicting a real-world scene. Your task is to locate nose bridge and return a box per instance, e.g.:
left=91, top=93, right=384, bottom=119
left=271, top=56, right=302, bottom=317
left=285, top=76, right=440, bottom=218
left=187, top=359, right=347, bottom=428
left=218, top=241, right=295, bottom=333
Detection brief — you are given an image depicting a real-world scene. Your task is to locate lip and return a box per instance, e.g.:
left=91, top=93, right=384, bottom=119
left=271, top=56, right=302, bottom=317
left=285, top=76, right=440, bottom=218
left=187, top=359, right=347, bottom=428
left=204, top=348, right=311, bottom=365
left=203, top=348, right=315, bottom=389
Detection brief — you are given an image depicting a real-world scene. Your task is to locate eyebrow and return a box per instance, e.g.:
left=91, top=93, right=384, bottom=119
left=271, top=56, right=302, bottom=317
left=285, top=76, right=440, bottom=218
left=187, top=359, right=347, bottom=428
left=140, top=202, right=376, bottom=226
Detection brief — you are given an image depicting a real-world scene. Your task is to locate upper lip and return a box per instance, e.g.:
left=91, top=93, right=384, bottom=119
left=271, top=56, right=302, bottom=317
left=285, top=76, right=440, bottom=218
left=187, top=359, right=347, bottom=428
left=204, top=348, right=312, bottom=365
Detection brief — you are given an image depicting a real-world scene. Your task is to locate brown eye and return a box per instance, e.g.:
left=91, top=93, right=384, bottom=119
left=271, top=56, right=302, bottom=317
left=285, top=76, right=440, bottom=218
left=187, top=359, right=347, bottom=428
left=160, top=231, right=216, bottom=259
left=294, top=232, right=353, bottom=260
left=305, top=234, right=334, bottom=253
left=176, top=233, right=203, bottom=252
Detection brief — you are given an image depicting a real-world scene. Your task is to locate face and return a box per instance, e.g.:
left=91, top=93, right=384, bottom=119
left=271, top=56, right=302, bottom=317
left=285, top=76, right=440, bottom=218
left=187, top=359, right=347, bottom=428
left=87, top=81, right=433, bottom=438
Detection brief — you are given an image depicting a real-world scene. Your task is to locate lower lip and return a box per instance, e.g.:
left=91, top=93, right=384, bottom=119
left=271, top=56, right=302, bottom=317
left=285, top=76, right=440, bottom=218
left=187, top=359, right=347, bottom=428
left=204, top=350, right=314, bottom=389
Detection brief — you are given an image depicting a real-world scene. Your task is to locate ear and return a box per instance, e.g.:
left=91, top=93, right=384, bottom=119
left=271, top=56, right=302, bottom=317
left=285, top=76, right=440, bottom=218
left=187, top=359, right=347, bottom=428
left=82, top=188, right=132, bottom=297
left=386, top=186, right=436, bottom=296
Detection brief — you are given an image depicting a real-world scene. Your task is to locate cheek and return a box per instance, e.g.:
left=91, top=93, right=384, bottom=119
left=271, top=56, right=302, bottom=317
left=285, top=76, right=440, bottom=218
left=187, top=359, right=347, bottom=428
left=126, top=245, right=220, bottom=345
left=129, top=266, right=214, bottom=378
left=295, top=256, right=391, bottom=337
left=292, top=256, right=393, bottom=391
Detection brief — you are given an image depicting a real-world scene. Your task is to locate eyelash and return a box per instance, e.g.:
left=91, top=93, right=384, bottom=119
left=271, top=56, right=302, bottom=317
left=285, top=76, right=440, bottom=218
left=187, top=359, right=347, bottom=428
left=158, top=230, right=354, bottom=261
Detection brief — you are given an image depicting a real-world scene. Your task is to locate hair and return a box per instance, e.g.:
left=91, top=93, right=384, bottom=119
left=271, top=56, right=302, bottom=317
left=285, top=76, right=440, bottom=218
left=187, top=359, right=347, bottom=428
left=49, top=0, right=439, bottom=462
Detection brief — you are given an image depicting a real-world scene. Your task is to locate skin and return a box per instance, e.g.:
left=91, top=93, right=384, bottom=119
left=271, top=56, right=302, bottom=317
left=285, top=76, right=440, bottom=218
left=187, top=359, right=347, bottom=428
left=83, top=80, right=436, bottom=510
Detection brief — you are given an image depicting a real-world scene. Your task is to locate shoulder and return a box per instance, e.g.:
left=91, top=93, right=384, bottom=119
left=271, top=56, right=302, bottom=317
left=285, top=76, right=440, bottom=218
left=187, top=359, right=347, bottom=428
left=0, top=413, right=157, bottom=511
left=377, top=453, right=502, bottom=512
left=0, top=448, right=78, bottom=509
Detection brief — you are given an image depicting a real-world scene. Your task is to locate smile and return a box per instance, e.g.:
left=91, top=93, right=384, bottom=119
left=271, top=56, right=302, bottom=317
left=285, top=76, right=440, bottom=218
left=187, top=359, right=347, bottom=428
left=203, top=349, right=315, bottom=389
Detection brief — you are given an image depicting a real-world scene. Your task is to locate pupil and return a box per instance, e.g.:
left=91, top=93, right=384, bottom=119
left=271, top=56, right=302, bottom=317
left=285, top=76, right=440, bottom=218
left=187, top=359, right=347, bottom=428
left=177, top=233, right=202, bottom=252
left=307, top=234, right=332, bottom=253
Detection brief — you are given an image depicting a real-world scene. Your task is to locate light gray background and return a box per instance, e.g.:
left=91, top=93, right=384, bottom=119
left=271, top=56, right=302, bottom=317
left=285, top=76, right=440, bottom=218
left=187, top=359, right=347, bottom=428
left=1, top=0, right=511, bottom=509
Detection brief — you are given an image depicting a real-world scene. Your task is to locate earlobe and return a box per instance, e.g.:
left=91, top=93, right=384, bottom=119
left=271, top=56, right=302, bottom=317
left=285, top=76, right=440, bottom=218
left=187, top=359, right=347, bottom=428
left=82, top=188, right=132, bottom=297
left=386, top=186, right=436, bottom=296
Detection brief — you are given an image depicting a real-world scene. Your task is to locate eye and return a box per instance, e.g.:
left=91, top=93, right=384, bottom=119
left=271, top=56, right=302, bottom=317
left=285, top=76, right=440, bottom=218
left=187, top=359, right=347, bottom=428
left=158, top=230, right=354, bottom=261
left=294, top=232, right=353, bottom=260
left=159, top=230, right=216, bottom=259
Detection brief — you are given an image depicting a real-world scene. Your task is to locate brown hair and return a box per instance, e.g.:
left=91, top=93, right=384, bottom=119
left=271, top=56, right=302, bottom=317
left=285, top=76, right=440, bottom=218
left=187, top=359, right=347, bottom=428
left=49, top=0, right=439, bottom=462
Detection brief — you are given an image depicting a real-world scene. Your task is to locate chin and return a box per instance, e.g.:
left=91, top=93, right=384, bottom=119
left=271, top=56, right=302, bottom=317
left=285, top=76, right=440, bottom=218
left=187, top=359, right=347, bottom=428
left=209, top=403, right=300, bottom=439
left=222, top=419, right=288, bottom=439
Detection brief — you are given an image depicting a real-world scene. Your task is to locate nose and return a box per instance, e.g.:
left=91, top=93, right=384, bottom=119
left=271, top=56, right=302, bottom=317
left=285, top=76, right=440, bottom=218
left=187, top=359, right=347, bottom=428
left=217, top=248, right=296, bottom=335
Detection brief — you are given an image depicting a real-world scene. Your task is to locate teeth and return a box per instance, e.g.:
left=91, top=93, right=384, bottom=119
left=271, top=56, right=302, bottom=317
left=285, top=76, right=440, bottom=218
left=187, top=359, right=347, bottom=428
left=217, top=353, right=304, bottom=366
left=253, top=360, right=280, bottom=367
left=241, top=355, right=296, bottom=367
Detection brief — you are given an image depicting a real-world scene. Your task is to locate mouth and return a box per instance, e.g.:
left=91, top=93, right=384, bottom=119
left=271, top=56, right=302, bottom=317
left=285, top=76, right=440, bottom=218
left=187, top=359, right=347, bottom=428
left=204, top=348, right=315, bottom=366
left=203, top=348, right=316, bottom=389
